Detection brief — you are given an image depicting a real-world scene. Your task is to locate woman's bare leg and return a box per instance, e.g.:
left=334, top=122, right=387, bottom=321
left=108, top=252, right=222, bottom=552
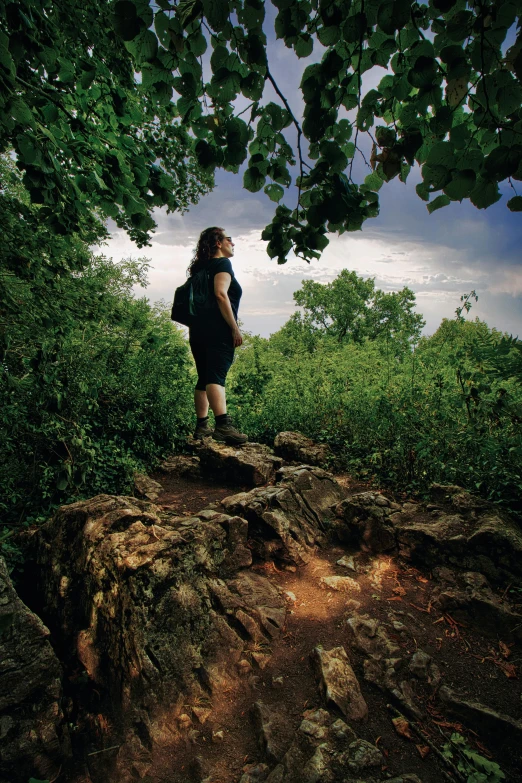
left=206, top=383, right=227, bottom=417
left=194, top=389, right=209, bottom=418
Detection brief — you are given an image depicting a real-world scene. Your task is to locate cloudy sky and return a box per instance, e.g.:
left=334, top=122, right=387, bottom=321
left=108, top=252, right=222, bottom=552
left=103, top=15, right=522, bottom=340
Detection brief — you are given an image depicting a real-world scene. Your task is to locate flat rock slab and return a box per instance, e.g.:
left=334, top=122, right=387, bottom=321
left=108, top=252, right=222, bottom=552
left=192, top=439, right=283, bottom=487
left=221, top=466, right=345, bottom=565
left=0, top=557, right=69, bottom=783
left=320, top=575, right=361, bottom=592
left=310, top=646, right=368, bottom=721
left=273, top=431, right=333, bottom=469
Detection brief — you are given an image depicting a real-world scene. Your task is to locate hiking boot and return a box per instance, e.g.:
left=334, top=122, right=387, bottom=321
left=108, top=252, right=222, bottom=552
left=213, top=415, right=248, bottom=445
left=194, top=418, right=214, bottom=439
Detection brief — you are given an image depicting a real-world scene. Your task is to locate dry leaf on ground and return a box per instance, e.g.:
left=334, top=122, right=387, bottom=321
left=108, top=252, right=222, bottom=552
left=392, top=716, right=413, bottom=740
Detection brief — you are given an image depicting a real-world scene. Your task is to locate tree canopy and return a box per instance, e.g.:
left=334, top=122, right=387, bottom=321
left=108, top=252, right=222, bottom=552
left=1, top=0, right=521, bottom=261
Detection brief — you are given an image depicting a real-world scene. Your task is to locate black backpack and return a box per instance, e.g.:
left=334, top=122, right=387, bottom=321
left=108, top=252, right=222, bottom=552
left=171, top=261, right=217, bottom=326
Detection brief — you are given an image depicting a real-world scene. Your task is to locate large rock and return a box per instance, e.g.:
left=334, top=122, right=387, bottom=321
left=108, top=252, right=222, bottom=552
left=0, top=557, right=70, bottom=783
left=345, top=614, right=427, bottom=720
left=252, top=702, right=288, bottom=764
left=394, top=510, right=522, bottom=584
left=192, top=439, right=283, bottom=487
left=431, top=568, right=522, bottom=641
left=35, top=494, right=285, bottom=782
left=221, top=466, right=346, bottom=565
left=333, top=492, right=397, bottom=553
left=439, top=685, right=522, bottom=743
left=310, top=646, right=368, bottom=721
left=273, top=432, right=333, bottom=469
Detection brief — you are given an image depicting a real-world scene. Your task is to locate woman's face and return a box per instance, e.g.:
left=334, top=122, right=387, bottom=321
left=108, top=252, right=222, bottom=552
left=218, top=233, right=234, bottom=258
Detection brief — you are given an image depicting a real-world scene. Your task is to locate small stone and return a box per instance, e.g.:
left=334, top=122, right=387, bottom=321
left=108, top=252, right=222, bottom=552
left=320, top=576, right=361, bottom=592
left=284, top=590, right=297, bottom=602
left=192, top=706, right=212, bottom=725
left=252, top=652, right=271, bottom=670
left=272, top=676, right=284, bottom=688
left=283, top=565, right=297, bottom=573
left=188, top=729, right=201, bottom=743
left=179, top=713, right=191, bottom=728
left=374, top=495, right=390, bottom=507
left=330, top=718, right=357, bottom=744
left=346, top=738, right=383, bottom=772
left=409, top=650, right=432, bottom=680
left=238, top=659, right=252, bottom=676
left=212, top=730, right=224, bottom=743
left=392, top=621, right=408, bottom=633
left=337, top=556, right=356, bottom=571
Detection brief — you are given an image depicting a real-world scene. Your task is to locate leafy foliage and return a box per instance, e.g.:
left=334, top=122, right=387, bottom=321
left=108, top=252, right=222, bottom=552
left=442, top=733, right=506, bottom=783
left=1, top=0, right=521, bottom=260
left=0, top=161, right=194, bottom=565
left=228, top=277, right=522, bottom=513
left=0, top=0, right=211, bottom=246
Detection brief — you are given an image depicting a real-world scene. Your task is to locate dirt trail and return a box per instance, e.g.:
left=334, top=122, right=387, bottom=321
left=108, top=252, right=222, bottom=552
left=149, top=469, right=522, bottom=783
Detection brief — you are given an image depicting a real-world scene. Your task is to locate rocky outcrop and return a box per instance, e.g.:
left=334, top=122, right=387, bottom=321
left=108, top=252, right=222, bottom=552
left=345, top=613, right=440, bottom=720
left=159, top=453, right=201, bottom=479
left=35, top=494, right=286, bottom=782
left=333, top=491, right=399, bottom=552
left=431, top=568, right=522, bottom=641
left=0, top=557, right=70, bottom=783
left=394, top=508, right=522, bottom=584
left=439, top=685, right=522, bottom=743
left=273, top=432, right=333, bottom=469
left=192, top=439, right=284, bottom=487
left=221, top=466, right=346, bottom=565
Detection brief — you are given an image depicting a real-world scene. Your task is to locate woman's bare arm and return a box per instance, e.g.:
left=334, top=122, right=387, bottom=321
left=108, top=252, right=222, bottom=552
left=214, top=272, right=242, bottom=346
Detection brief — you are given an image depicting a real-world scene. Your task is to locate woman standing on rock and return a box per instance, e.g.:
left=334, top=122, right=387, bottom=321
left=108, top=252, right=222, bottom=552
left=188, top=226, right=248, bottom=445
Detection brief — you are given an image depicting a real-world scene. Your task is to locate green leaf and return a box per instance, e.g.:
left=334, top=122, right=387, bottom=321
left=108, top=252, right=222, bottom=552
left=427, top=194, right=450, bottom=213
left=377, top=0, right=410, bottom=35
left=443, top=169, right=476, bottom=201
left=10, top=99, right=35, bottom=126
left=320, top=141, right=348, bottom=174
left=188, top=30, right=207, bottom=56
left=244, top=166, right=266, bottom=192
left=203, top=0, right=229, bottom=31
left=295, top=34, right=313, bottom=58
left=364, top=172, right=384, bottom=191
left=426, top=142, right=456, bottom=169
left=265, top=183, right=284, bottom=202
left=154, top=11, right=171, bottom=47
left=241, top=72, right=264, bottom=100
left=137, top=30, right=159, bottom=62
left=507, top=196, right=522, bottom=212
left=17, top=134, right=39, bottom=164
left=470, top=179, right=501, bottom=209
left=317, top=25, right=340, bottom=47
left=112, top=0, right=143, bottom=41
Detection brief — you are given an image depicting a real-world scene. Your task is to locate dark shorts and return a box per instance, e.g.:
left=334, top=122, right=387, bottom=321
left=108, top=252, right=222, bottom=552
left=190, top=336, right=235, bottom=390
